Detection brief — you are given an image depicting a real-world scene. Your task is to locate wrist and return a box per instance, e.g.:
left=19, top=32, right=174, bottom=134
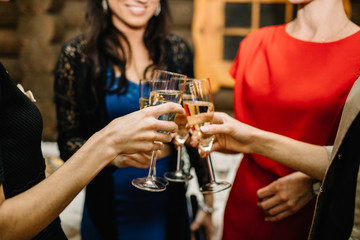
left=251, top=129, right=270, bottom=155
left=200, top=202, right=216, bottom=214
left=85, top=131, right=118, bottom=165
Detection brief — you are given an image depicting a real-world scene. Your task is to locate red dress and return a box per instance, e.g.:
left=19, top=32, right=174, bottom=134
left=225, top=24, right=360, bottom=240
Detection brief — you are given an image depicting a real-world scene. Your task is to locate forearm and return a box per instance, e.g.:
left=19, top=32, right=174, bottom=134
left=0, top=132, right=114, bottom=239
left=203, top=194, right=214, bottom=208
left=251, top=130, right=329, bottom=180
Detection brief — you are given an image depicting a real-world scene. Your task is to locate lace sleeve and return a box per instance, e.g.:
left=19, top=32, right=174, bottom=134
left=54, top=38, right=87, bottom=161
left=166, top=34, right=194, bottom=77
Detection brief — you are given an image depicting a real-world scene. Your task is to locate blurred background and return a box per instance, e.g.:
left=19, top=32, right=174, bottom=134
left=1, top=1, right=360, bottom=239
left=1, top=0, right=359, bottom=142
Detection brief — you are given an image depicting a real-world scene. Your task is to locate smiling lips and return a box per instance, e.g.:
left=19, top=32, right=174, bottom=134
left=127, top=5, right=146, bottom=15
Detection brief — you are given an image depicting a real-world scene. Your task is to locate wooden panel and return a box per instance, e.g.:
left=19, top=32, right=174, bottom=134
left=60, top=1, right=87, bottom=29
left=0, top=29, right=20, bottom=56
left=169, top=0, right=194, bottom=27
left=193, top=0, right=293, bottom=92
left=0, top=57, right=22, bottom=83
left=225, top=2, right=251, bottom=28
left=17, top=15, right=65, bottom=44
left=193, top=0, right=226, bottom=92
left=0, top=2, right=20, bottom=27
left=16, top=0, right=54, bottom=14
left=351, top=2, right=360, bottom=25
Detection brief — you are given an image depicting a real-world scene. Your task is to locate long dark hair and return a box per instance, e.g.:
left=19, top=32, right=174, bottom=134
left=85, top=0, right=172, bottom=94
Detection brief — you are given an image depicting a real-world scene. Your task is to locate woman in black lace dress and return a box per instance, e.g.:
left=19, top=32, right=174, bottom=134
left=54, top=0, right=213, bottom=239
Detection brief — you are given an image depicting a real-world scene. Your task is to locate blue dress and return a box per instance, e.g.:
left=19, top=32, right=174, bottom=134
left=81, top=74, right=171, bottom=240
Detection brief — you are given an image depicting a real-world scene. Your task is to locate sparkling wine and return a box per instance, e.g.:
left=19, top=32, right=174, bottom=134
left=174, top=113, right=189, bottom=144
left=150, top=90, right=182, bottom=121
left=183, top=101, right=214, bottom=129
left=183, top=100, right=214, bottom=152
left=139, top=97, right=149, bottom=109
left=175, top=132, right=189, bottom=145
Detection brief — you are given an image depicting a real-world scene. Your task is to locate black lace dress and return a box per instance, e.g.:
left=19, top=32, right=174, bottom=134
left=54, top=34, right=210, bottom=240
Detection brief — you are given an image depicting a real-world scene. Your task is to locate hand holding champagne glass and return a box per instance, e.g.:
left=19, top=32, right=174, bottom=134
left=183, top=78, right=232, bottom=193
left=137, top=79, right=170, bottom=187
left=131, top=71, right=187, bottom=192
left=163, top=112, right=193, bottom=182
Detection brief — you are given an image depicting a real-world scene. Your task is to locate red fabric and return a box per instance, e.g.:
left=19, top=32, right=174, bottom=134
left=224, top=24, right=360, bottom=240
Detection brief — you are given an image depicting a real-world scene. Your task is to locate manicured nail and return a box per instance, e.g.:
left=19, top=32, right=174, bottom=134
left=200, top=126, right=208, bottom=132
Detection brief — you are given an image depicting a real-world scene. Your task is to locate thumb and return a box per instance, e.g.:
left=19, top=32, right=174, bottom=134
left=200, top=124, right=224, bottom=135
left=190, top=219, right=201, bottom=231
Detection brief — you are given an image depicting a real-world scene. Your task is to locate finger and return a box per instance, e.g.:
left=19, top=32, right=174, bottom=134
left=265, top=210, right=293, bottom=222
left=212, top=112, right=226, bottom=124
left=126, top=154, right=151, bottom=167
left=172, top=139, right=181, bottom=149
left=189, top=134, right=199, bottom=147
left=211, top=142, right=221, bottom=152
left=257, top=195, right=280, bottom=211
left=148, top=102, right=184, bottom=119
left=206, top=227, right=213, bottom=240
left=141, top=141, right=164, bottom=153
left=155, top=132, right=174, bottom=143
left=257, top=184, right=277, bottom=199
left=157, top=118, right=180, bottom=133
left=174, top=113, right=188, bottom=125
left=190, top=220, right=201, bottom=231
left=123, top=159, right=150, bottom=168
left=198, top=149, right=207, bottom=158
left=266, top=202, right=290, bottom=217
left=200, top=124, right=229, bottom=136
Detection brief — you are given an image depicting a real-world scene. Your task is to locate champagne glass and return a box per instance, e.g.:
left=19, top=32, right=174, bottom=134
left=163, top=112, right=193, bottom=182
left=139, top=79, right=151, bottom=109
left=138, top=79, right=169, bottom=187
left=183, top=78, right=232, bottom=193
left=131, top=71, right=187, bottom=192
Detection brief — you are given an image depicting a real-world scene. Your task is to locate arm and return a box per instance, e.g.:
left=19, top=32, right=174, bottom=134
left=200, top=112, right=330, bottom=181
left=0, top=103, right=183, bottom=239
left=190, top=193, right=214, bottom=240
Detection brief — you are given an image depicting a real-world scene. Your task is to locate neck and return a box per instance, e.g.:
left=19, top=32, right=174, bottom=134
left=115, top=27, right=152, bottom=83
left=286, top=0, right=358, bottom=42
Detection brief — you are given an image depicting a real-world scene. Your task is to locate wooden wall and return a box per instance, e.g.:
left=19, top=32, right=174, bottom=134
left=0, top=0, right=359, bottom=140
left=0, top=0, right=88, bottom=141
left=0, top=0, right=193, bottom=141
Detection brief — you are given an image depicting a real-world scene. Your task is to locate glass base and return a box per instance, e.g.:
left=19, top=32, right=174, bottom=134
left=154, top=176, right=169, bottom=186
left=131, top=177, right=167, bottom=192
left=199, top=181, right=232, bottom=194
left=164, top=170, right=193, bottom=182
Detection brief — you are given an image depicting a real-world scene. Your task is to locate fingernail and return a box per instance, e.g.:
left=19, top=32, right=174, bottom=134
left=200, top=126, right=208, bottom=132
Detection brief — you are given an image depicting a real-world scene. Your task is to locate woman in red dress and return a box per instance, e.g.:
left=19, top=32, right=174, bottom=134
left=224, top=0, right=360, bottom=239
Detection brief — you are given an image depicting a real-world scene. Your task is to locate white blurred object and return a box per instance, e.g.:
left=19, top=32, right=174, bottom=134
left=60, top=190, right=84, bottom=240
left=187, top=152, right=242, bottom=240
left=41, top=141, right=84, bottom=240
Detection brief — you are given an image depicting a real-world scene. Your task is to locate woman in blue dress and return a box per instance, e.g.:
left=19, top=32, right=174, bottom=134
left=54, top=0, right=214, bottom=239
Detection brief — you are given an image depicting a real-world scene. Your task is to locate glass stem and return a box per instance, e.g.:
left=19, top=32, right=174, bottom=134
left=176, top=145, right=183, bottom=171
left=147, top=150, right=158, bottom=179
left=206, top=154, right=217, bottom=183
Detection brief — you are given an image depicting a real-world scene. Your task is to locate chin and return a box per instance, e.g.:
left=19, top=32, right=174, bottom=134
left=127, top=21, right=151, bottom=29
left=288, top=0, right=312, bottom=3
